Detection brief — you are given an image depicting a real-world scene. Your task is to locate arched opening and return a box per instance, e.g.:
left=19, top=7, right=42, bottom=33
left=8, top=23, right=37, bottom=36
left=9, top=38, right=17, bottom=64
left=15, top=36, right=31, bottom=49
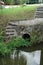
left=22, top=33, right=30, bottom=41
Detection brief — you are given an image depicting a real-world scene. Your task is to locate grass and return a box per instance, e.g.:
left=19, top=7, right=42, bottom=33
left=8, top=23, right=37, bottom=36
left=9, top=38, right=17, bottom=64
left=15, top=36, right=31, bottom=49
left=0, top=5, right=37, bottom=24
left=0, top=35, right=38, bottom=55
left=0, top=27, right=38, bottom=55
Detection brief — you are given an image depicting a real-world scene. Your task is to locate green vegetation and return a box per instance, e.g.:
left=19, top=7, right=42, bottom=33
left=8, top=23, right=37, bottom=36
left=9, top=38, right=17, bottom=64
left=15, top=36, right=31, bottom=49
left=1, top=0, right=42, bottom=5
left=0, top=28, right=10, bottom=55
left=0, top=28, right=38, bottom=55
left=0, top=36, right=29, bottom=55
left=4, top=0, right=14, bottom=5
left=0, top=5, right=38, bottom=56
left=0, top=6, right=36, bottom=24
left=0, top=36, right=38, bottom=55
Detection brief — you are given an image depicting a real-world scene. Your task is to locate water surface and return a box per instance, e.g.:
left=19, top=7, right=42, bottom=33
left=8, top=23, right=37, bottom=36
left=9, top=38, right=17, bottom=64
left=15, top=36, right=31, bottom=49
left=0, top=43, right=43, bottom=65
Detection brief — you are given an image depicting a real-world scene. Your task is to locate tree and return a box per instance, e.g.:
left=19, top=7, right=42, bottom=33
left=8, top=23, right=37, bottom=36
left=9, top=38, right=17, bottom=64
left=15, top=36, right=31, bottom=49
left=29, top=0, right=39, bottom=4
left=14, top=0, right=26, bottom=5
left=19, top=0, right=25, bottom=4
left=4, top=0, right=14, bottom=5
left=14, top=0, right=18, bottom=5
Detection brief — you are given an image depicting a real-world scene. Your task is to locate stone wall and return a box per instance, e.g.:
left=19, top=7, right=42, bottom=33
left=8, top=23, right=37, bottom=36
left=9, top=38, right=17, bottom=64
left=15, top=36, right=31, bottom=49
left=5, top=20, right=43, bottom=42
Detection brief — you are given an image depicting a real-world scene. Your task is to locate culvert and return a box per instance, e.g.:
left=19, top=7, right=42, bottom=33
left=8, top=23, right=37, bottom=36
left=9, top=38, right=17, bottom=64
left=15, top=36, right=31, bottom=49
left=22, top=33, right=30, bottom=41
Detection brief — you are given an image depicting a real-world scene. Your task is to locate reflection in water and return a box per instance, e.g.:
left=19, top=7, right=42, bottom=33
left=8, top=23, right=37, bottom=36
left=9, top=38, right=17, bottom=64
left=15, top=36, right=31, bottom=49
left=10, top=50, right=27, bottom=65
left=0, top=42, right=43, bottom=65
left=0, top=50, right=41, bottom=65
left=10, top=50, right=41, bottom=65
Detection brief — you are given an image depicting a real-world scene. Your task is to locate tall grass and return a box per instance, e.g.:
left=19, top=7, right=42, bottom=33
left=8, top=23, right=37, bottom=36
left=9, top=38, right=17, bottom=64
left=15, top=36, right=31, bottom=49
left=0, top=6, right=36, bottom=24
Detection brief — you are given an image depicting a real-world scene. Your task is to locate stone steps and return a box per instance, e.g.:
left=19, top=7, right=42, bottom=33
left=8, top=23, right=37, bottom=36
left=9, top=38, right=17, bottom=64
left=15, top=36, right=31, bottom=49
left=37, top=9, right=43, bottom=11
left=36, top=11, right=43, bottom=14
left=5, top=22, right=17, bottom=39
left=5, top=28, right=17, bottom=31
left=5, top=32, right=16, bottom=34
left=37, top=6, right=43, bottom=9
left=35, top=6, right=43, bottom=18
left=5, top=32, right=17, bottom=38
left=35, top=14, right=43, bottom=18
left=6, top=25, right=15, bottom=29
left=8, top=21, right=18, bottom=26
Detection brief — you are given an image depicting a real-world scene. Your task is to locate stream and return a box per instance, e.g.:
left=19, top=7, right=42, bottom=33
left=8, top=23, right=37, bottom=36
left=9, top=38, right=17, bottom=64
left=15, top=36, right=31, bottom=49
left=0, top=43, right=43, bottom=65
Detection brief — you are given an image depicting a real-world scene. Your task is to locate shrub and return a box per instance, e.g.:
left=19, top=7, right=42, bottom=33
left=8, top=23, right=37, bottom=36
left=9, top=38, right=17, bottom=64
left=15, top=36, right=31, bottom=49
left=0, top=42, right=10, bottom=55
left=0, top=28, right=4, bottom=42
left=0, top=36, right=30, bottom=55
left=7, top=36, right=29, bottom=49
left=0, top=28, right=38, bottom=55
left=5, top=0, right=14, bottom=5
left=30, top=31, right=39, bottom=45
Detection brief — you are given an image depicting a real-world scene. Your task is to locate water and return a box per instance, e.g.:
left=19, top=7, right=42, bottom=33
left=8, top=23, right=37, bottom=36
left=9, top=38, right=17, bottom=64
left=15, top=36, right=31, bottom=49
left=10, top=50, right=41, bottom=65
left=0, top=43, right=43, bottom=65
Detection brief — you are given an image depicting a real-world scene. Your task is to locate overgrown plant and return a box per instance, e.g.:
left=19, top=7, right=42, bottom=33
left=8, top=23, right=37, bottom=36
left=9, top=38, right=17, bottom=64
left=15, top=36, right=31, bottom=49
left=0, top=28, right=38, bottom=55
left=7, top=36, right=29, bottom=49
left=0, top=36, right=29, bottom=55
left=0, top=28, right=4, bottom=42
left=30, top=31, right=39, bottom=45
left=0, top=28, right=10, bottom=55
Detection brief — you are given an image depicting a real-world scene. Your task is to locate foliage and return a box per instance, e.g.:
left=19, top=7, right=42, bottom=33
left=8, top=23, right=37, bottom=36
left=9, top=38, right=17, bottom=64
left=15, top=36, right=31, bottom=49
left=14, top=0, right=19, bottom=5
left=29, top=0, right=39, bottom=4
left=19, top=0, right=26, bottom=5
left=30, top=31, right=39, bottom=45
left=4, top=0, right=14, bottom=5
left=0, top=35, right=38, bottom=55
left=0, top=28, right=10, bottom=55
left=3, top=0, right=25, bottom=5
left=2, top=0, right=41, bottom=5
left=7, top=36, right=29, bottom=48
left=0, top=28, right=4, bottom=42
left=0, top=42, right=10, bottom=55
left=0, top=36, right=29, bottom=55
left=0, top=27, right=38, bottom=55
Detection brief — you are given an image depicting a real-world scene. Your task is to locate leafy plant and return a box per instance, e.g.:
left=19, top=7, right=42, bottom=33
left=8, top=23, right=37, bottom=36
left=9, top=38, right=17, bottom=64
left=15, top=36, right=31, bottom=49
left=5, top=0, right=14, bottom=5
left=0, top=28, right=10, bottom=55
left=0, top=28, right=38, bottom=55
left=30, top=31, right=39, bottom=45
left=0, top=36, right=29, bottom=55
left=7, top=36, right=29, bottom=49
left=0, top=42, right=10, bottom=55
left=0, top=28, right=4, bottom=42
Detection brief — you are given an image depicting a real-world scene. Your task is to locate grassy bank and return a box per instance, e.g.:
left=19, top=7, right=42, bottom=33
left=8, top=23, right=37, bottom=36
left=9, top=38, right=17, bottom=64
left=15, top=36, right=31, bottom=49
left=0, top=5, right=36, bottom=24
left=0, top=36, right=38, bottom=55
left=0, top=27, right=38, bottom=55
